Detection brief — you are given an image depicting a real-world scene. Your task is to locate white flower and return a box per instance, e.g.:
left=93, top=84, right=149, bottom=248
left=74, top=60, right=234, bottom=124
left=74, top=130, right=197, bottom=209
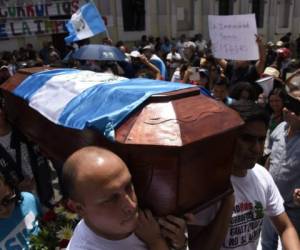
left=56, top=224, right=73, bottom=240
left=62, top=211, right=78, bottom=221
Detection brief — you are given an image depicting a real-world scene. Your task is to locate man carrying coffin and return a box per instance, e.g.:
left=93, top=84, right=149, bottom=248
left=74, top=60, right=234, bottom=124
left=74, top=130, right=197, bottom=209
left=63, top=147, right=188, bottom=250
left=221, top=101, right=300, bottom=250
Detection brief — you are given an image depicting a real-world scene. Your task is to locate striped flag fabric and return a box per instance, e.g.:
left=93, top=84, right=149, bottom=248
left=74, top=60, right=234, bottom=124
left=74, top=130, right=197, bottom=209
left=13, top=69, right=194, bottom=140
left=64, top=2, right=106, bottom=43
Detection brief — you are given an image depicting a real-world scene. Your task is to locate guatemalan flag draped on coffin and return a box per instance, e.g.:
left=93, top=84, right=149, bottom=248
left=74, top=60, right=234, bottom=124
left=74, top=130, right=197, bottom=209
left=64, top=2, right=106, bottom=43
left=13, top=69, right=193, bottom=140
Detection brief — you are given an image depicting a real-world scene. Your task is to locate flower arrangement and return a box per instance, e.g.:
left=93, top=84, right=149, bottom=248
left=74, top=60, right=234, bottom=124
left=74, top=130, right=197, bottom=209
left=30, top=201, right=80, bottom=250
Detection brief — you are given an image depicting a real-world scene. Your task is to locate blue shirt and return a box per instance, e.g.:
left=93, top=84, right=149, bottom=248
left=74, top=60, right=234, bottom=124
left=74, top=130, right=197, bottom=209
left=268, top=122, right=300, bottom=208
left=0, top=192, right=41, bottom=250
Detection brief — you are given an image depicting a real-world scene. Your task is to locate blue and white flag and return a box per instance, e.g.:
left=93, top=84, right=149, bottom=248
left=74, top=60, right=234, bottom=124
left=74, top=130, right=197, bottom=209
left=13, top=69, right=194, bottom=140
left=65, top=2, right=106, bottom=43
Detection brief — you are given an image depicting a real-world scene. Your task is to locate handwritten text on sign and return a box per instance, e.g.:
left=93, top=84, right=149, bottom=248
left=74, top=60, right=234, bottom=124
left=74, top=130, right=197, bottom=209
left=208, top=14, right=258, bottom=61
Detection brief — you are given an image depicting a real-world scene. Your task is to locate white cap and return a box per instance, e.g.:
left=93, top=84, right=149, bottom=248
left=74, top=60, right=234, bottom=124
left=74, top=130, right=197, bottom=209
left=276, top=41, right=284, bottom=47
left=183, top=41, right=196, bottom=49
left=130, top=50, right=141, bottom=58
left=142, top=44, right=154, bottom=51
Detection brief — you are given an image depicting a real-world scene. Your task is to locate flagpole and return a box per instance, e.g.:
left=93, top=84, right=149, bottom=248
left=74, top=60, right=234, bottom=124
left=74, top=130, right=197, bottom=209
left=88, top=0, right=111, bottom=42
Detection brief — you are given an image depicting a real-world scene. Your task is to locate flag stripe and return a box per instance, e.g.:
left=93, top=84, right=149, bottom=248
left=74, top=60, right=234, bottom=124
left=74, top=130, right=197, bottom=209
left=13, top=70, right=194, bottom=140
left=59, top=78, right=193, bottom=139
left=13, top=69, right=79, bottom=100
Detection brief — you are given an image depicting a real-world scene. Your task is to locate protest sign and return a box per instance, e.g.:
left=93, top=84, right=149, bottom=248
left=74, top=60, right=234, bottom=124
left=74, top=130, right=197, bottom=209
left=208, top=14, right=259, bottom=60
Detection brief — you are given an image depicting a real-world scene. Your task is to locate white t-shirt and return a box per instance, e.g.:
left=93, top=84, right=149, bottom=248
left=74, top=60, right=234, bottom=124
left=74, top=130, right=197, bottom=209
left=221, top=164, right=284, bottom=250
left=67, top=220, right=147, bottom=250
left=166, top=52, right=182, bottom=69
left=193, top=202, right=221, bottom=226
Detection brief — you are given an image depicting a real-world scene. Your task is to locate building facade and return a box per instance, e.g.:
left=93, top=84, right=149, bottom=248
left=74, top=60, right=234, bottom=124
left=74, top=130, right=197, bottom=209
left=0, top=0, right=299, bottom=52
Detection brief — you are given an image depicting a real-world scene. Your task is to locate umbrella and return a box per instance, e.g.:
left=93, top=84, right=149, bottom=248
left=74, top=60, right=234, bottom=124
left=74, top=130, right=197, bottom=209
left=71, top=44, right=126, bottom=61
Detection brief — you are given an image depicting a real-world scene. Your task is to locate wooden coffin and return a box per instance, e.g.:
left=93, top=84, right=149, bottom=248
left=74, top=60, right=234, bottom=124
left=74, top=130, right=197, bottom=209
left=1, top=67, right=244, bottom=216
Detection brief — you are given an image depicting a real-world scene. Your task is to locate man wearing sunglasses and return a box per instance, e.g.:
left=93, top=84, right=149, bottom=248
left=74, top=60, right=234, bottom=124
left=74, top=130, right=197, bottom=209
left=0, top=170, right=41, bottom=249
left=220, top=101, right=300, bottom=250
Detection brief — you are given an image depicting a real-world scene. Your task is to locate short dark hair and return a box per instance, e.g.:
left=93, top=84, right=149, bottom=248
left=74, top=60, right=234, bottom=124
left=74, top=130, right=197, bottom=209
left=229, top=81, right=257, bottom=101
left=230, top=100, right=270, bottom=127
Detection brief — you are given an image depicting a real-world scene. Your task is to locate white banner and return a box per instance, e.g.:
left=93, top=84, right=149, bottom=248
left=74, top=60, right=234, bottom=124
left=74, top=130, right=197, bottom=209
left=0, top=0, right=85, bottom=19
left=208, top=14, right=259, bottom=61
left=0, top=19, right=67, bottom=39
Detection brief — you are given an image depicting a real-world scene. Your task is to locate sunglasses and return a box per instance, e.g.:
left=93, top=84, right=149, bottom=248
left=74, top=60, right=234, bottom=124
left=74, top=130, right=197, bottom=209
left=0, top=191, right=17, bottom=208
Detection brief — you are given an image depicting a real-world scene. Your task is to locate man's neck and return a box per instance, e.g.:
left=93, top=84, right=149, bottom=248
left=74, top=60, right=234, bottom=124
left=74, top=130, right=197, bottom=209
left=84, top=220, right=132, bottom=241
left=231, top=167, right=248, bottom=177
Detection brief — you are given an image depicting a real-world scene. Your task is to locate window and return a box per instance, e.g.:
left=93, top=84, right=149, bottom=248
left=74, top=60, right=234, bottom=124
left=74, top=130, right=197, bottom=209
left=252, top=0, right=264, bottom=28
left=122, top=0, right=145, bottom=31
left=176, top=0, right=194, bottom=31
left=218, top=0, right=234, bottom=15
left=278, top=0, right=292, bottom=28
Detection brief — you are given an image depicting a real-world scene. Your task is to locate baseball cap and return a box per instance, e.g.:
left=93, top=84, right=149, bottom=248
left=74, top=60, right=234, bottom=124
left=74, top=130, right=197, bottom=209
left=0, top=65, right=8, bottom=71
left=276, top=41, right=284, bottom=47
left=142, top=44, right=154, bottom=51
left=276, top=48, right=291, bottom=59
left=130, top=50, right=141, bottom=58
left=199, top=68, right=209, bottom=77
left=183, top=41, right=196, bottom=49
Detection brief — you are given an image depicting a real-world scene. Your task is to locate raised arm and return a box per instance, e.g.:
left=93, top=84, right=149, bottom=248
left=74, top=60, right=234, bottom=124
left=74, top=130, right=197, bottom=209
left=139, top=54, right=162, bottom=80
left=255, top=35, right=266, bottom=75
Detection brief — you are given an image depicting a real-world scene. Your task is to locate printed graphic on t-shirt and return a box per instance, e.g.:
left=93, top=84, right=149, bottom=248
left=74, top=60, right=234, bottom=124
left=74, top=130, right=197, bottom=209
left=223, top=200, right=264, bottom=248
left=0, top=211, right=37, bottom=249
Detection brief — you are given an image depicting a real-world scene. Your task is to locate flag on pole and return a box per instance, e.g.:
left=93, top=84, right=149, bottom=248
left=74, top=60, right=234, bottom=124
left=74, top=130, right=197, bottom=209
left=64, top=2, right=106, bottom=43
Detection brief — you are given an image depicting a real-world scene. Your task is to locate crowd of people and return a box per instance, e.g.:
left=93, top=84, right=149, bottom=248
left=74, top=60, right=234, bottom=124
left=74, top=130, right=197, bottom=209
left=0, top=31, right=299, bottom=250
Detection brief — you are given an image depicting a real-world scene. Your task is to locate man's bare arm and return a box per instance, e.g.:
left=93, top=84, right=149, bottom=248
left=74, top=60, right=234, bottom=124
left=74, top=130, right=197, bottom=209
left=271, top=212, right=300, bottom=250
left=140, top=55, right=162, bottom=80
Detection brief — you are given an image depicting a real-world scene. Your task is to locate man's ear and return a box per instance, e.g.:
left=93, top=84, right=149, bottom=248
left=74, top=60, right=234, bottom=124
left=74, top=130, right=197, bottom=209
left=67, top=199, right=84, bottom=216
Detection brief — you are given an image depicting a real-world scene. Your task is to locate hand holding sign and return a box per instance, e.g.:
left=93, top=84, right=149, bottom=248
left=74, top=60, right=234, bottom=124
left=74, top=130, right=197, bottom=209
left=208, top=14, right=259, bottom=61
